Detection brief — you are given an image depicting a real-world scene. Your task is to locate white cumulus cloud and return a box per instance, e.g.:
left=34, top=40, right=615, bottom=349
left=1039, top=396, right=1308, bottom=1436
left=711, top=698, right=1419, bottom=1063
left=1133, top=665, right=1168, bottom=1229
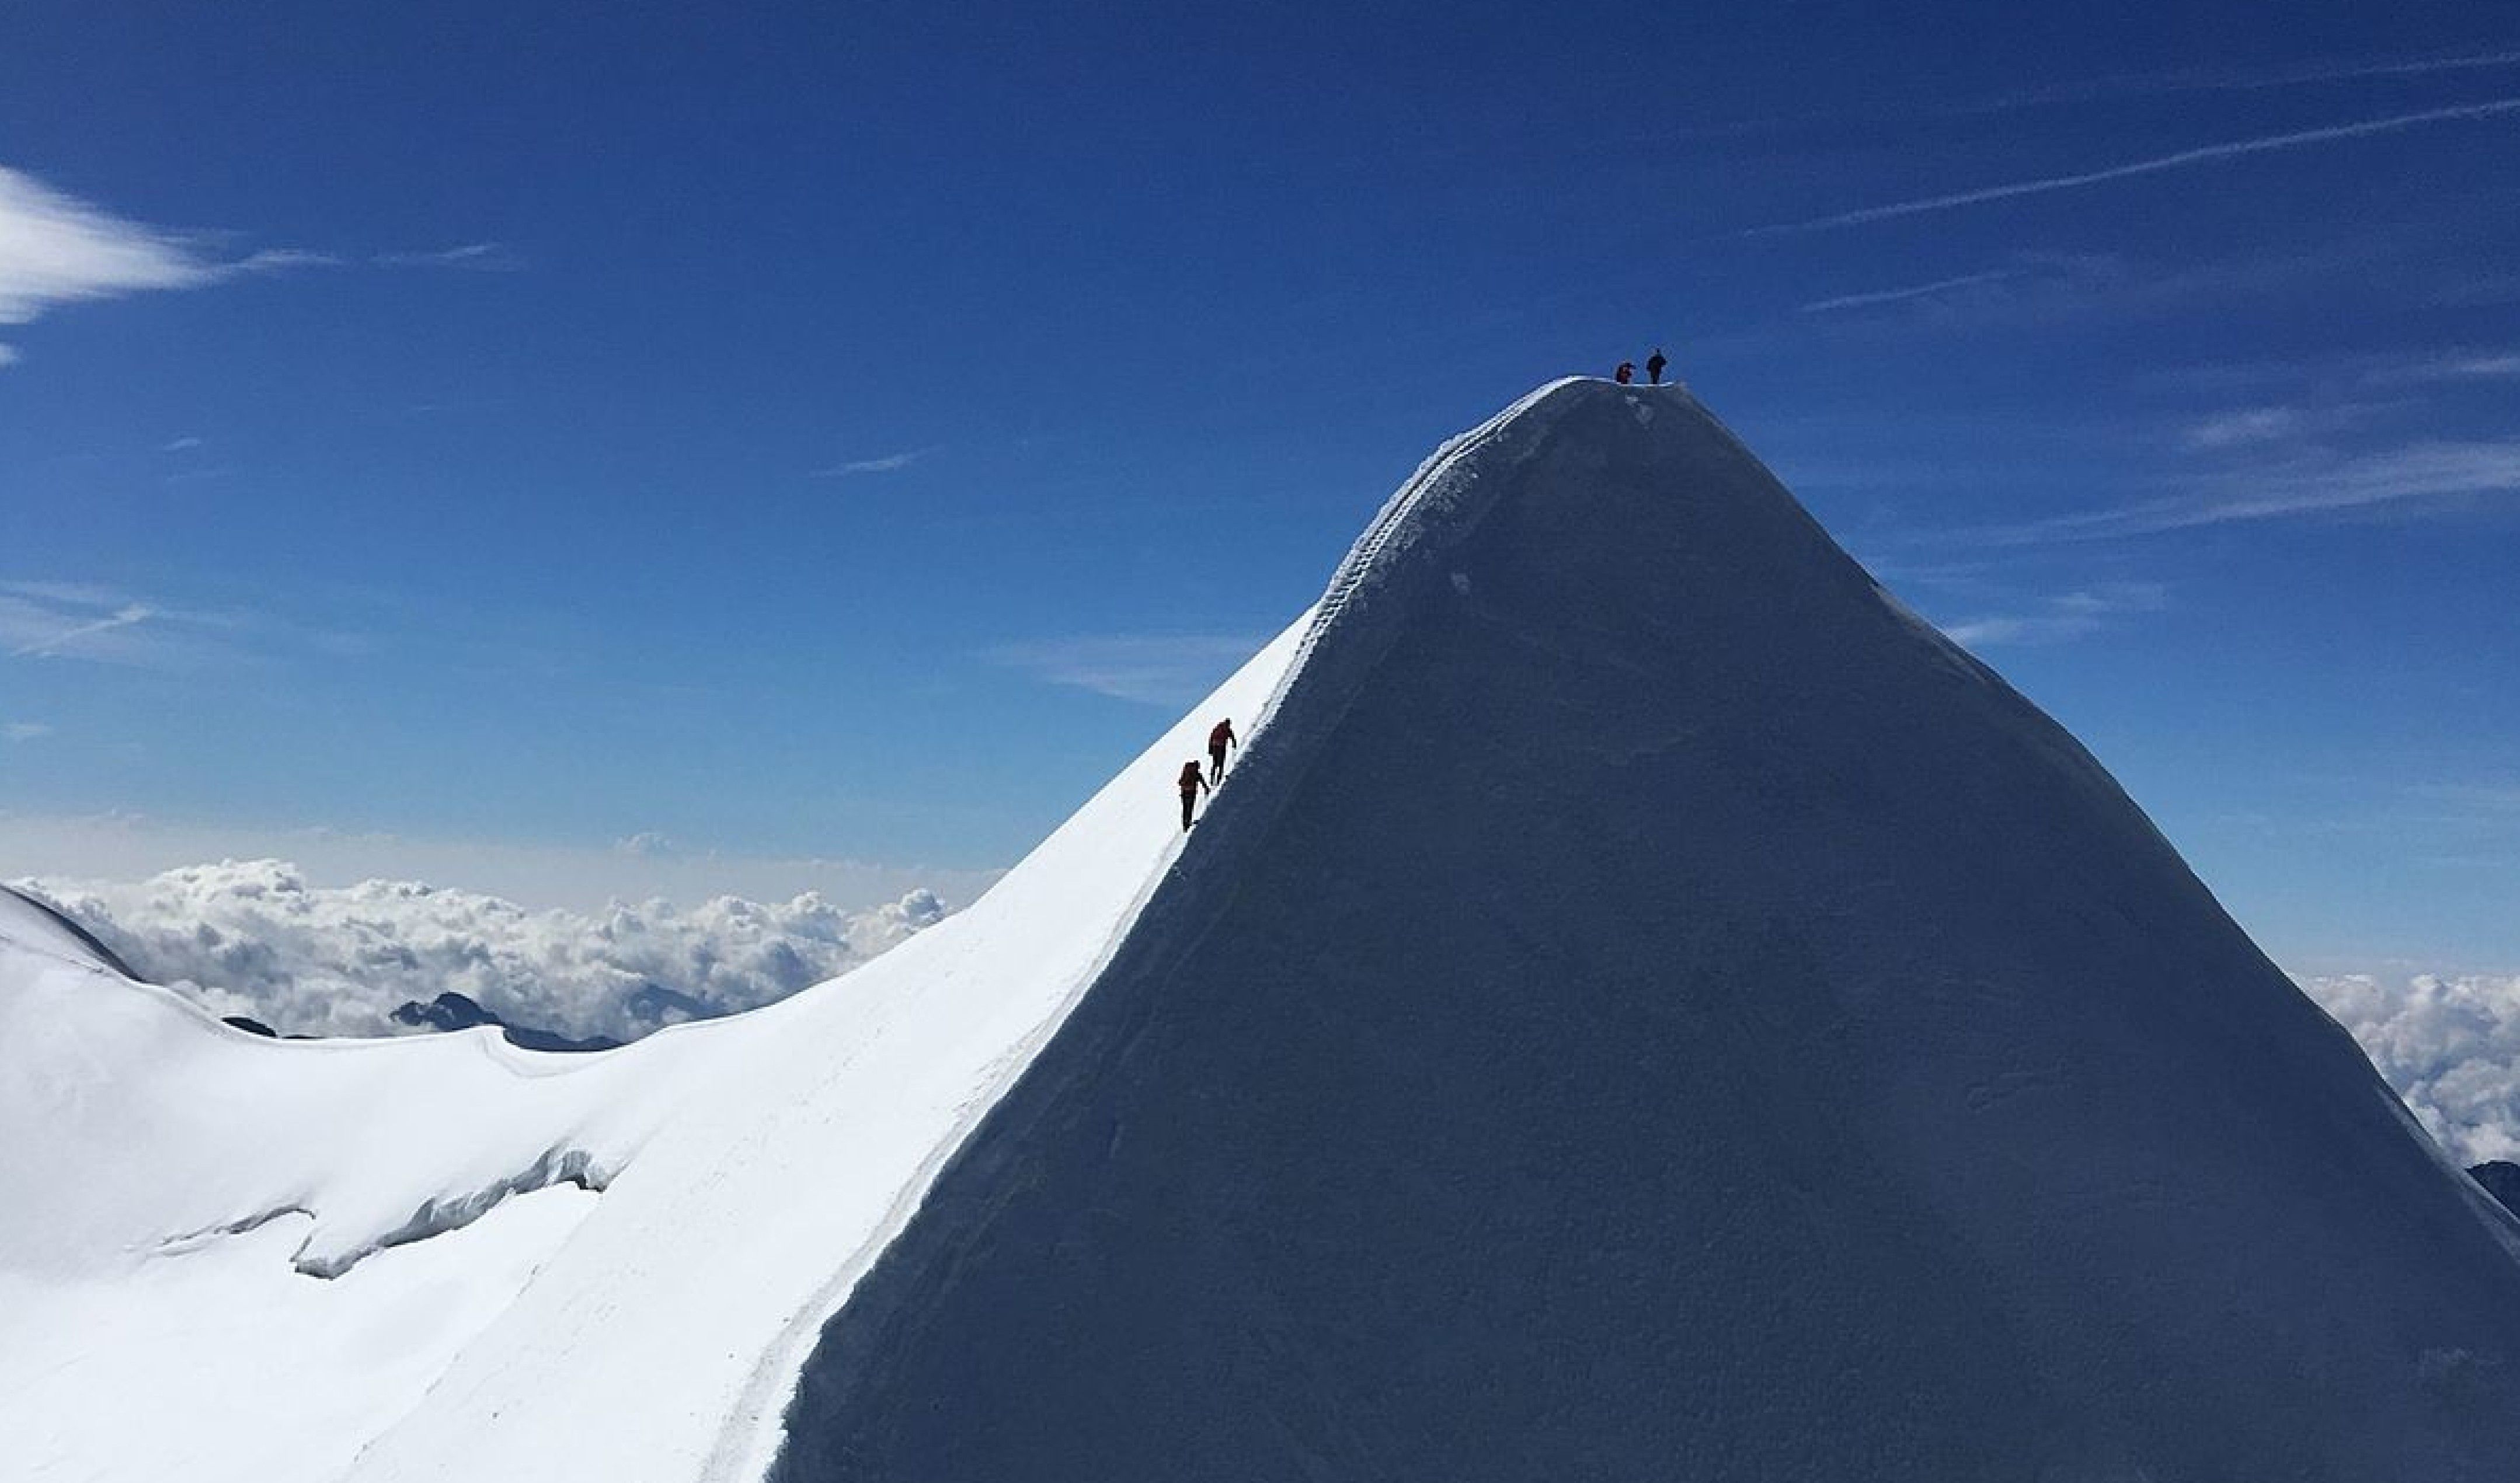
left=2299, top=972, right=2520, bottom=1167
left=16, top=859, right=956, bottom=1044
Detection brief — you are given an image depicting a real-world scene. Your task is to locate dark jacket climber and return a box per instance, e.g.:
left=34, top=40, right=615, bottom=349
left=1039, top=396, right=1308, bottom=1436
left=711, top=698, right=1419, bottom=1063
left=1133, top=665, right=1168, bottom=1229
left=1646, top=349, right=1667, bottom=385
left=1178, top=759, right=1209, bottom=831
left=1614, top=361, right=1635, bottom=385
left=1207, top=718, right=1237, bottom=781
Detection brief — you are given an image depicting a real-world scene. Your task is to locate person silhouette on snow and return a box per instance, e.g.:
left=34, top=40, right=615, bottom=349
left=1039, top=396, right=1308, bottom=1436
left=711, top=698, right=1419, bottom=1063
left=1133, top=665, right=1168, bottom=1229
left=1178, top=758, right=1209, bottom=831
left=1647, top=349, right=1667, bottom=385
left=1614, top=360, right=1635, bottom=385
left=1207, top=718, right=1237, bottom=781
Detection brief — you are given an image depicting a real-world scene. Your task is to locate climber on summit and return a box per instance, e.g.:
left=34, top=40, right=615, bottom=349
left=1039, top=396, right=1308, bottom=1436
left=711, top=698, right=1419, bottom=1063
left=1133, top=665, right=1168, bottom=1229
left=1614, top=361, right=1635, bottom=385
left=1178, top=758, right=1209, bottom=831
left=1647, top=349, right=1667, bottom=385
left=1207, top=718, right=1237, bottom=781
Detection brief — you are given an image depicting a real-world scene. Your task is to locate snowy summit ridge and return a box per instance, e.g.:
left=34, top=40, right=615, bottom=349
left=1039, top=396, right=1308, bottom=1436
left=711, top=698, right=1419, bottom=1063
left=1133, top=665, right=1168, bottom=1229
left=6, top=379, right=2519, bottom=1483
left=767, top=378, right=2520, bottom=1482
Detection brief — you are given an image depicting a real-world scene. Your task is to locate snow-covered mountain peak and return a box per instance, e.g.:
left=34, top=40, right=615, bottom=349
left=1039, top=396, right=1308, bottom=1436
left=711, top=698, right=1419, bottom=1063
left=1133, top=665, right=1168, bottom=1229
left=10, top=380, right=2520, bottom=1483
left=763, top=377, right=2520, bottom=1482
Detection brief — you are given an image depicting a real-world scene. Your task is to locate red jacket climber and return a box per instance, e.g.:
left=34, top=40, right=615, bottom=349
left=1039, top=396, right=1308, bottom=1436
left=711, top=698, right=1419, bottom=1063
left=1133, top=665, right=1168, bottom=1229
left=1207, top=718, right=1237, bottom=781
left=1614, top=361, right=1635, bottom=385
left=1177, top=759, right=1209, bottom=832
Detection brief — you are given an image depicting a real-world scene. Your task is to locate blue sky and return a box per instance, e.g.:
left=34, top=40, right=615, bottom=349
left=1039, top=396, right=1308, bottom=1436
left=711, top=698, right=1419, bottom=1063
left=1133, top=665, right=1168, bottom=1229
left=3, top=1, right=2516, bottom=970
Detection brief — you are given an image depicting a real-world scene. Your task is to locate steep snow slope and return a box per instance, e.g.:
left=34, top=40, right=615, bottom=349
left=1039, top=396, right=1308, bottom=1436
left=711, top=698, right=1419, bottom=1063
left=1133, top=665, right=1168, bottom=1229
left=13, top=379, right=2518, bottom=1483
left=765, top=378, right=2520, bottom=1482
left=0, top=618, right=1306, bottom=1483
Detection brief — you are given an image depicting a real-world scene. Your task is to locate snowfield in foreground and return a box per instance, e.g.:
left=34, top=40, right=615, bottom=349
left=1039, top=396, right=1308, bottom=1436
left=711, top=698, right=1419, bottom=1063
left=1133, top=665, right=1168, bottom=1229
left=7, top=378, right=2518, bottom=1483
left=0, top=611, right=1306, bottom=1483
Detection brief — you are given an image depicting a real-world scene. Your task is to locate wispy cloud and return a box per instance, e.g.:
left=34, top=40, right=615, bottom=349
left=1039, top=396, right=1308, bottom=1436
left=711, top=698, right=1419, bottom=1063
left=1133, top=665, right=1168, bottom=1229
left=2147, top=346, right=2520, bottom=399
left=0, top=165, right=333, bottom=359
left=7, top=600, right=152, bottom=659
left=2404, top=781, right=2520, bottom=814
left=1956, top=48, right=2520, bottom=117
left=2174, top=403, right=2399, bottom=451
left=374, top=242, right=525, bottom=272
left=161, top=435, right=204, bottom=452
left=227, top=248, right=342, bottom=275
left=2181, top=406, right=2317, bottom=450
left=2366, top=351, right=2520, bottom=386
left=3, top=720, right=51, bottom=742
left=813, top=447, right=934, bottom=478
left=1970, top=440, right=2520, bottom=544
left=1941, top=582, right=2169, bottom=647
left=1798, top=270, right=2023, bottom=315
left=987, top=633, right=1263, bottom=705
left=0, top=581, right=242, bottom=666
left=1747, top=97, right=2520, bottom=235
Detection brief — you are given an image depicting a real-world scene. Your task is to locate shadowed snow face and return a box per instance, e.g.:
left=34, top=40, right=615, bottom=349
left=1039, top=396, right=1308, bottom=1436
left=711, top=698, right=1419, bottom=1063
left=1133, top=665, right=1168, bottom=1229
left=15, top=859, right=949, bottom=1042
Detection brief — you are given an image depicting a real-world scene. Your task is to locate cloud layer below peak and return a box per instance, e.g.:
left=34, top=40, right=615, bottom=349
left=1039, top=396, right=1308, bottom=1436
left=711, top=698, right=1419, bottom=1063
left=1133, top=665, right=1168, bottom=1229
left=19, top=859, right=952, bottom=1043
left=2300, top=971, right=2520, bottom=1166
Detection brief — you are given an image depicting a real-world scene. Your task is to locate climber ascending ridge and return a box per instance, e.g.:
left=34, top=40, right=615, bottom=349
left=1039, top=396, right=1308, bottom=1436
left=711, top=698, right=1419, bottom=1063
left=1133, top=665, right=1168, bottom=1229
left=1177, top=758, right=1209, bottom=832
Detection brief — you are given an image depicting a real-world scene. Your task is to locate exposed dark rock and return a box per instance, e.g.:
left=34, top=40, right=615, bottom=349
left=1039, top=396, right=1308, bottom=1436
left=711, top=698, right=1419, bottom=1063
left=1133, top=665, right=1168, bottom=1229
left=388, top=990, right=621, bottom=1053
left=2473, top=1162, right=2520, bottom=1219
left=624, top=981, right=718, bottom=1027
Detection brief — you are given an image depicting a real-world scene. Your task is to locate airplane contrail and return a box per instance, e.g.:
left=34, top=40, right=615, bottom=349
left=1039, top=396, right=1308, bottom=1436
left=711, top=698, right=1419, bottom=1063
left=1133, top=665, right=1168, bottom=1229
left=1748, top=96, right=2520, bottom=235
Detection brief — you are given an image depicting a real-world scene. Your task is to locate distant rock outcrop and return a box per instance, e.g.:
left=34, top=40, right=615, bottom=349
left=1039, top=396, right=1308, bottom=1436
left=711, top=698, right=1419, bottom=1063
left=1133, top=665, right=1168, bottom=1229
left=2474, top=1162, right=2520, bottom=1218
left=388, top=991, right=622, bottom=1053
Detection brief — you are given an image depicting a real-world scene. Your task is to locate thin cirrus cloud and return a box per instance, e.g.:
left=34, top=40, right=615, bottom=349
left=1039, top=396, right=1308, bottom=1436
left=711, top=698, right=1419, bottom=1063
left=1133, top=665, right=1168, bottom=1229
left=1967, top=440, right=2520, bottom=545
left=2173, top=403, right=2396, bottom=451
left=813, top=448, right=934, bottom=478
left=0, top=165, right=333, bottom=329
left=1948, top=47, right=2520, bottom=117
left=1, top=163, right=508, bottom=363
left=1940, top=582, right=2169, bottom=647
left=1797, top=269, right=2024, bottom=315
left=1746, top=97, right=2520, bottom=235
left=0, top=580, right=243, bottom=666
left=4, top=597, right=154, bottom=660
left=373, top=242, right=526, bottom=271
left=987, top=633, right=1266, bottom=705
left=0, top=165, right=336, bottom=367
left=3, top=721, right=51, bottom=743
left=2365, top=351, right=2520, bottom=385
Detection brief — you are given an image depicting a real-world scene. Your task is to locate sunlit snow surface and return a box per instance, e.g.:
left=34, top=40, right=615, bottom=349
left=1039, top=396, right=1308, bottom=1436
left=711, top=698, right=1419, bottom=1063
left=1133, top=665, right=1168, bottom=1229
left=0, top=613, right=1306, bottom=1483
